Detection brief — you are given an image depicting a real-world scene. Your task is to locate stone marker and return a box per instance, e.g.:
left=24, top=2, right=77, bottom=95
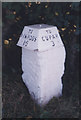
left=17, top=24, right=66, bottom=106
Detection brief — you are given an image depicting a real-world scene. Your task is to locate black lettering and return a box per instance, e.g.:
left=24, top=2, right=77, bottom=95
left=29, top=35, right=32, bottom=40
left=49, top=30, right=51, bottom=33
left=52, top=35, right=55, bottom=39
left=28, top=29, right=33, bottom=34
left=23, top=41, right=25, bottom=45
left=46, top=30, right=51, bottom=34
left=31, top=36, right=35, bottom=41
left=51, top=41, right=55, bottom=46
left=42, top=36, right=45, bottom=41
left=23, top=40, right=28, bottom=46
left=45, top=36, right=49, bottom=41
left=34, top=37, right=37, bottom=42
left=55, top=34, right=58, bottom=37
left=49, top=35, right=51, bottom=40
left=24, top=35, right=27, bottom=38
left=27, top=35, right=30, bottom=39
left=46, top=30, right=48, bottom=33
left=23, top=34, right=25, bottom=38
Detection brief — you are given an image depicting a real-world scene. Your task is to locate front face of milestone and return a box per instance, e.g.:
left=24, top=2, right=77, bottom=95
left=17, top=24, right=63, bottom=51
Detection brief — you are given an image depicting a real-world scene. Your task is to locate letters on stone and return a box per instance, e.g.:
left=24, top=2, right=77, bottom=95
left=20, top=28, right=59, bottom=47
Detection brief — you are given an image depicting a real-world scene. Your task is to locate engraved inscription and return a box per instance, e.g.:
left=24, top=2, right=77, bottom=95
left=20, top=29, right=37, bottom=47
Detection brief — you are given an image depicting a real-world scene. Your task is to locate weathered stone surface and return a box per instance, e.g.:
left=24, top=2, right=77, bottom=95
left=17, top=24, right=66, bottom=106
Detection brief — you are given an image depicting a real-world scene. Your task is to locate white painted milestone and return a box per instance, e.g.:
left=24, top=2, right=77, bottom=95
left=17, top=24, right=66, bottom=106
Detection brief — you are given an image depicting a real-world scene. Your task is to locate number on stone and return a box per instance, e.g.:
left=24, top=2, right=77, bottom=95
left=23, top=41, right=28, bottom=46
left=51, top=41, right=55, bottom=46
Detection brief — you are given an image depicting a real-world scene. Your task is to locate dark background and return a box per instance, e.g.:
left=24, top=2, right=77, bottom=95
left=2, top=2, right=80, bottom=118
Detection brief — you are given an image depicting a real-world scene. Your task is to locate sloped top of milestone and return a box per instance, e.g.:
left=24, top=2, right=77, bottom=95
left=28, top=24, right=53, bottom=29
left=17, top=24, right=64, bottom=51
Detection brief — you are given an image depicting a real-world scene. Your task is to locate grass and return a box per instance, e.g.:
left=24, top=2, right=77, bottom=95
left=2, top=66, right=79, bottom=118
